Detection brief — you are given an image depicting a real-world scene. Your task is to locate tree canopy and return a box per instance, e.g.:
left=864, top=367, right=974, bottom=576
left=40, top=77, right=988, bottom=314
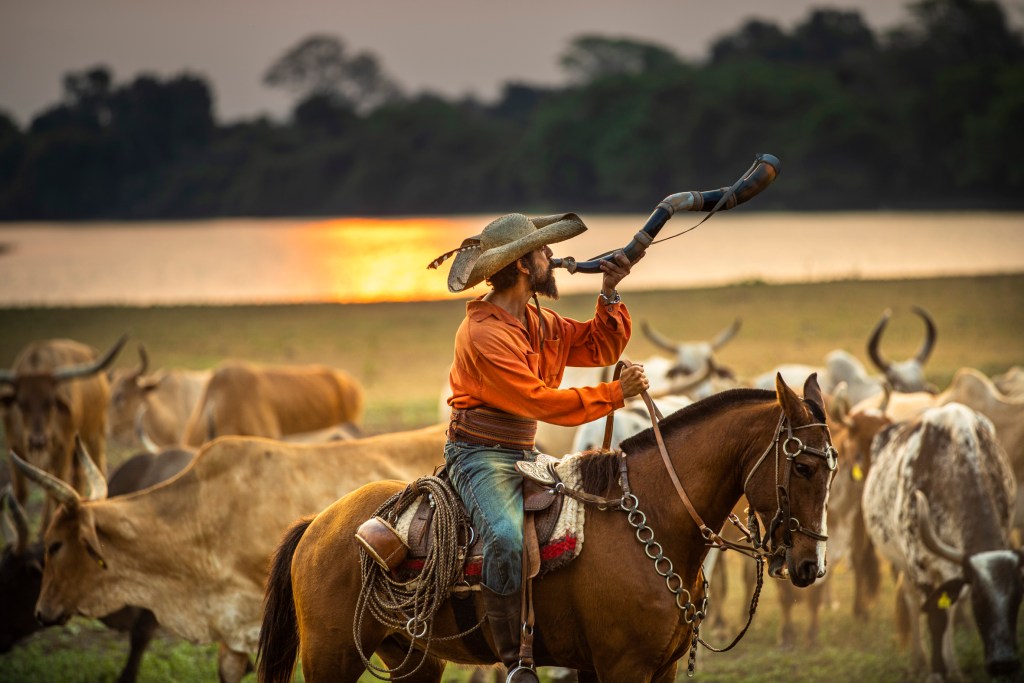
left=1, top=0, right=1021, bottom=219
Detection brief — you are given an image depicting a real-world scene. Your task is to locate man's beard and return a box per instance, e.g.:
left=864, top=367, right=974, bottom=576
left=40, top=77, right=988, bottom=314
left=528, top=260, right=559, bottom=300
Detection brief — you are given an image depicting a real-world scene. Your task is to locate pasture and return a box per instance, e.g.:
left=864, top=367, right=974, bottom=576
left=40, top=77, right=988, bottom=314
left=1, top=273, right=1022, bottom=681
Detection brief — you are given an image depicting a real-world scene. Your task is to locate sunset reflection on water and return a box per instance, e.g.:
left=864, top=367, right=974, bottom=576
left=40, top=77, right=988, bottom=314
left=0, top=212, right=1021, bottom=307
left=298, top=217, right=478, bottom=303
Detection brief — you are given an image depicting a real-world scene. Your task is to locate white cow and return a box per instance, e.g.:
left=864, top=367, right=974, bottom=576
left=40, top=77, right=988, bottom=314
left=863, top=404, right=1021, bottom=680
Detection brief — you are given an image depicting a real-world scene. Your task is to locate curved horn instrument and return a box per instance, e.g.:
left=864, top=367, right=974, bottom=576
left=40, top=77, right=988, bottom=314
left=914, top=490, right=964, bottom=565
left=54, top=334, right=129, bottom=382
left=551, top=153, right=780, bottom=274
left=911, top=306, right=937, bottom=365
left=9, top=451, right=81, bottom=509
left=74, top=435, right=108, bottom=502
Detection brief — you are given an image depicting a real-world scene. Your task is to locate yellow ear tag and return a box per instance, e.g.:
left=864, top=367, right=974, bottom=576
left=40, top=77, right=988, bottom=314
left=937, top=592, right=952, bottom=610
left=852, top=464, right=864, bottom=481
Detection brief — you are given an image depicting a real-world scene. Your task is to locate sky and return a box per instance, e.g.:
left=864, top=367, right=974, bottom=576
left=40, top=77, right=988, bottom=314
left=2, top=0, right=1021, bottom=126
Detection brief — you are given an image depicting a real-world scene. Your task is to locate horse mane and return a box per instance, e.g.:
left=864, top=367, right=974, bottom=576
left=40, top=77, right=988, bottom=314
left=577, top=388, right=778, bottom=495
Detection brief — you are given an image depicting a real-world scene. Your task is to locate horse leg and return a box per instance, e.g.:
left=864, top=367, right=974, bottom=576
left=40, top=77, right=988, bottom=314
left=376, top=636, right=445, bottom=683
left=116, top=609, right=158, bottom=683
left=216, top=644, right=252, bottom=683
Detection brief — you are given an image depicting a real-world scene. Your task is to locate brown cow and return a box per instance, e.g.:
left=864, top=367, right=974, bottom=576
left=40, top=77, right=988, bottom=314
left=107, top=345, right=211, bottom=451
left=182, top=360, right=363, bottom=447
left=13, top=423, right=446, bottom=683
left=0, top=336, right=126, bottom=527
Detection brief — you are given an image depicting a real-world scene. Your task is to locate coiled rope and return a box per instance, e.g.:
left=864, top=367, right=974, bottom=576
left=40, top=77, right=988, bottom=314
left=353, top=475, right=481, bottom=680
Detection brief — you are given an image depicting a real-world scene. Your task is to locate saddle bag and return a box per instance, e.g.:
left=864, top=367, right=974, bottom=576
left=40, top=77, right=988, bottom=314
left=355, top=516, right=408, bottom=572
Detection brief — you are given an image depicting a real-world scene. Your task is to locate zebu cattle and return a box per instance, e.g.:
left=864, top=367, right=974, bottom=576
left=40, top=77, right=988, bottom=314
left=0, top=448, right=193, bottom=682
left=866, top=305, right=939, bottom=393
left=182, top=360, right=364, bottom=447
left=13, top=423, right=446, bottom=683
left=1, top=336, right=126, bottom=527
left=569, top=394, right=694, bottom=453
left=107, top=345, right=211, bottom=451
left=532, top=318, right=740, bottom=456
left=754, top=306, right=939, bottom=407
left=863, top=404, right=1022, bottom=680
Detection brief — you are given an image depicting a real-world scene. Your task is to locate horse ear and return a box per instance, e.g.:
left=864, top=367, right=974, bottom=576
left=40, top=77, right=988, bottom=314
left=802, top=373, right=825, bottom=415
left=775, top=372, right=805, bottom=422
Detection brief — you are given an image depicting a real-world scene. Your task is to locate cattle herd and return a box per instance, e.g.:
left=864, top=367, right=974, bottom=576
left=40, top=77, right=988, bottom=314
left=0, top=305, right=1022, bottom=682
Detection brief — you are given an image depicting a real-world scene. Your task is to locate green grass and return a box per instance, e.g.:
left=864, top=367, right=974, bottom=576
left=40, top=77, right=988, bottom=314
left=1, top=273, right=1022, bottom=681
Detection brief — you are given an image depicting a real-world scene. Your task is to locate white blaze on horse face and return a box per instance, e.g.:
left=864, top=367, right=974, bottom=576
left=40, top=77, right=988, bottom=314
left=816, top=468, right=832, bottom=575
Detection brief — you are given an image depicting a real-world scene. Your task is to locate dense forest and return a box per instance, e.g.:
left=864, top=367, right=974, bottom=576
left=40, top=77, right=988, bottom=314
left=0, top=0, right=1021, bottom=219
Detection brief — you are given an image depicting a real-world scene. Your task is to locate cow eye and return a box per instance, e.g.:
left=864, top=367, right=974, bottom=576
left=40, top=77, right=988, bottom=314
left=47, top=541, right=63, bottom=556
left=793, top=462, right=813, bottom=479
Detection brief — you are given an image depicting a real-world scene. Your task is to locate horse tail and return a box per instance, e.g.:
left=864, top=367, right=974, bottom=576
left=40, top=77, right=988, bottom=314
left=257, top=516, right=314, bottom=683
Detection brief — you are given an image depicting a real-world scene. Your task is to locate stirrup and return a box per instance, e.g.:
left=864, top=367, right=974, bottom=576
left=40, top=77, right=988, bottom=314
left=506, top=663, right=540, bottom=683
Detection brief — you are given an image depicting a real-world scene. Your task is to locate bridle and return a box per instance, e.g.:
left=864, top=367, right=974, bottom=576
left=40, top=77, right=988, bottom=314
left=742, top=411, right=838, bottom=561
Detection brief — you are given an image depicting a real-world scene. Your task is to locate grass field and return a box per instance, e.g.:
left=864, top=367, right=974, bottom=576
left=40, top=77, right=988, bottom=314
left=1, top=273, right=1022, bottom=682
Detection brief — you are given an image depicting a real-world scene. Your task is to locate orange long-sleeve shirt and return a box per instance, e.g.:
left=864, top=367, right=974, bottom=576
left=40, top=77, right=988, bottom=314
left=447, top=296, right=631, bottom=427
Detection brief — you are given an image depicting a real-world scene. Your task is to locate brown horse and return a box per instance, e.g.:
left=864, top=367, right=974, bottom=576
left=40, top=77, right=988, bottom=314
left=258, top=374, right=836, bottom=683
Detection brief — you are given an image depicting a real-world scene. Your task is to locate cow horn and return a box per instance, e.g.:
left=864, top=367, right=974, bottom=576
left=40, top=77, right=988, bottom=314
left=911, top=306, right=937, bottom=365
left=878, top=382, right=892, bottom=414
left=53, top=333, right=128, bottom=382
left=830, top=382, right=853, bottom=427
left=867, top=309, right=892, bottom=373
left=134, top=404, right=161, bottom=454
left=664, top=361, right=713, bottom=396
left=74, top=436, right=108, bottom=502
left=710, top=318, right=742, bottom=351
left=133, top=344, right=150, bottom=380
left=9, top=451, right=81, bottom=509
left=1, top=485, right=31, bottom=555
left=914, top=490, right=964, bottom=565
left=641, top=321, right=679, bottom=354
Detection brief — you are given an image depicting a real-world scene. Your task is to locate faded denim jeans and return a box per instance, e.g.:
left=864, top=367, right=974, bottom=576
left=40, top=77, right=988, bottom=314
left=444, top=441, right=537, bottom=596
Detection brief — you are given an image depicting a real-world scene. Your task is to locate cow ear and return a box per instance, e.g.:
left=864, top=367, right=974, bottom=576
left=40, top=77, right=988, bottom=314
left=923, top=578, right=968, bottom=615
left=139, top=378, right=160, bottom=392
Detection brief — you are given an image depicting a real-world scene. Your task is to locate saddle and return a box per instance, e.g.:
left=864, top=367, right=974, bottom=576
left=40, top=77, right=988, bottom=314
left=393, top=456, right=581, bottom=587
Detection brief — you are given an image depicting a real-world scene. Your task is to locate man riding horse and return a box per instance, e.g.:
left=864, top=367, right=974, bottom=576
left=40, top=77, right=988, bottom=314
left=429, top=212, right=649, bottom=682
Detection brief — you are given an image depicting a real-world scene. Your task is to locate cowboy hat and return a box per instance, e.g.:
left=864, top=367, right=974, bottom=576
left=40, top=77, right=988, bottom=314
left=427, top=213, right=586, bottom=293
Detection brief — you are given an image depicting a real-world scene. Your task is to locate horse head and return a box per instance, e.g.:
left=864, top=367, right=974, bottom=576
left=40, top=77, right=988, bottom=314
left=744, top=373, right=836, bottom=588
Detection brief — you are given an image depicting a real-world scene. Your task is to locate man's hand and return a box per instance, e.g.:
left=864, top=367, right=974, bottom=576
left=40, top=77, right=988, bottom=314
left=619, top=363, right=649, bottom=399
left=599, top=250, right=643, bottom=296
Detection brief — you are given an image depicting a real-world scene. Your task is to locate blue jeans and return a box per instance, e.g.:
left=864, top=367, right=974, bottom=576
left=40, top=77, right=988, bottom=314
left=444, top=441, right=537, bottom=596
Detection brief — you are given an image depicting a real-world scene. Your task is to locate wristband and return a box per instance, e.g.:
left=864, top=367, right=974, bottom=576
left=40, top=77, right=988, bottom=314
left=599, top=289, right=621, bottom=305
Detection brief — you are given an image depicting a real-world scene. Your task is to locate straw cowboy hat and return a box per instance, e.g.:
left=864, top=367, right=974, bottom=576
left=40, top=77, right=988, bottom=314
left=427, top=213, right=587, bottom=293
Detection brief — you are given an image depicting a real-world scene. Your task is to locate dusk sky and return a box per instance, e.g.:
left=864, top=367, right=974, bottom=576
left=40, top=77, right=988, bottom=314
left=3, top=0, right=1021, bottom=126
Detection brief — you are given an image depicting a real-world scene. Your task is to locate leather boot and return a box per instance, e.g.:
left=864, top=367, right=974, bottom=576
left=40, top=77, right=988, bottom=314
left=480, top=587, right=540, bottom=683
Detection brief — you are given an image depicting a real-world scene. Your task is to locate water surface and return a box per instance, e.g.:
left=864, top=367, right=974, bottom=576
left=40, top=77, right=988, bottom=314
left=1, top=212, right=1020, bottom=306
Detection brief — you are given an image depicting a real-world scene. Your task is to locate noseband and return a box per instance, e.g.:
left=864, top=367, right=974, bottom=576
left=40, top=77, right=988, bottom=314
left=743, top=409, right=837, bottom=558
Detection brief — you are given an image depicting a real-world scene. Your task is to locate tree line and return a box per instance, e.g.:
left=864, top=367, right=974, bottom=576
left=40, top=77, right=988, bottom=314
left=0, top=0, right=1021, bottom=220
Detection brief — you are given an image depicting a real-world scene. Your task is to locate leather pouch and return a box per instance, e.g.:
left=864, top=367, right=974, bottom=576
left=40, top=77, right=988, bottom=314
left=355, top=516, right=408, bottom=571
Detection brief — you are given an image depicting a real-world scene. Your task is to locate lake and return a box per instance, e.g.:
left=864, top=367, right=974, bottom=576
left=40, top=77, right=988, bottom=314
left=0, top=212, right=1021, bottom=306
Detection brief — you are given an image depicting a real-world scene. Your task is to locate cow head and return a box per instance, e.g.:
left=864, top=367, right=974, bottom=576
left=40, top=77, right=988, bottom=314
left=0, top=486, right=43, bottom=652
left=0, top=335, right=127, bottom=466
left=106, top=345, right=158, bottom=443
left=867, top=306, right=939, bottom=393
left=9, top=438, right=112, bottom=626
left=641, top=318, right=741, bottom=396
left=748, top=373, right=836, bottom=588
left=916, top=491, right=1023, bottom=678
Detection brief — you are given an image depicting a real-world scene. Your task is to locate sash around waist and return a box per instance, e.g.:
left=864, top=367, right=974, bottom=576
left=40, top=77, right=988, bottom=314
left=447, top=406, right=538, bottom=450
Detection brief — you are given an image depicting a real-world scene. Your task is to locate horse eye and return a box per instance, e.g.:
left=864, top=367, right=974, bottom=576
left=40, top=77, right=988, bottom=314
left=794, top=462, right=813, bottom=479
left=47, top=541, right=63, bottom=556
